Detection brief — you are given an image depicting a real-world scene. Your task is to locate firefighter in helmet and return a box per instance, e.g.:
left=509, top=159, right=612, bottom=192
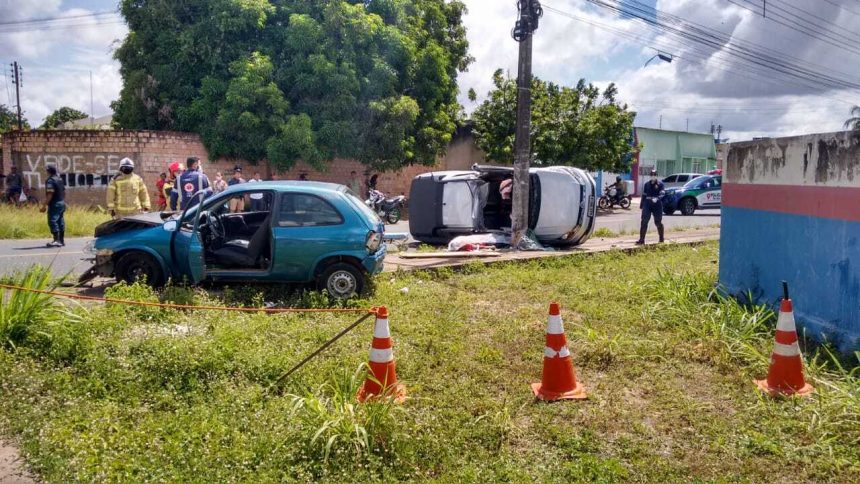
left=107, top=158, right=151, bottom=218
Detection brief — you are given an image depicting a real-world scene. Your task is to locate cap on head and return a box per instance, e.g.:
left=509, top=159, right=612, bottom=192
left=649, top=168, right=658, bottom=176
left=119, top=157, right=135, bottom=169
left=233, top=165, right=242, bottom=173
left=46, top=164, right=58, bottom=175
left=616, top=176, right=622, bottom=182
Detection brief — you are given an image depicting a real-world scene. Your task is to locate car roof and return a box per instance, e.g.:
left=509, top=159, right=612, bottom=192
left=221, top=180, right=347, bottom=195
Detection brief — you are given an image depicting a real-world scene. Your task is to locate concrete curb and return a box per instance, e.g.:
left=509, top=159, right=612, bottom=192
left=384, top=228, right=720, bottom=273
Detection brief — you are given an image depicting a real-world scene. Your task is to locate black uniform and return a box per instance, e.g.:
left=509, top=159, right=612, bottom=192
left=638, top=178, right=665, bottom=243
left=46, top=174, right=66, bottom=244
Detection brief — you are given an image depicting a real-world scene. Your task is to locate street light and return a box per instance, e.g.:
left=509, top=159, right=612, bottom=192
left=644, top=51, right=674, bottom=67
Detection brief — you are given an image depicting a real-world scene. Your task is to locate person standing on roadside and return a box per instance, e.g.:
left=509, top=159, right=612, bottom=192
left=248, top=171, right=264, bottom=211
left=40, top=164, right=66, bottom=247
left=228, top=166, right=246, bottom=213
left=212, top=171, right=228, bottom=194
left=155, top=172, right=167, bottom=211
left=347, top=170, right=362, bottom=194
left=4, top=165, right=22, bottom=203
left=107, top=158, right=150, bottom=218
left=636, top=168, right=665, bottom=245
left=164, top=161, right=184, bottom=211
left=179, top=156, right=210, bottom=209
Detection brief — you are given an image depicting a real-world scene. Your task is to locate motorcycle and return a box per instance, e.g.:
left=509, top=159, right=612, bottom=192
left=598, top=185, right=631, bottom=210
left=366, top=189, right=406, bottom=224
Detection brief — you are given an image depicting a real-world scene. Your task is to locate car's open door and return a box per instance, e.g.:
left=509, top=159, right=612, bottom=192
left=169, top=192, right=206, bottom=284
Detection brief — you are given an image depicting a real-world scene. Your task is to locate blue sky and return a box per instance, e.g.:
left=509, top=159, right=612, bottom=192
left=2, top=0, right=857, bottom=140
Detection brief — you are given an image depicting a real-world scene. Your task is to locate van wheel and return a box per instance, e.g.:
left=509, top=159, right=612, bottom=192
left=680, top=198, right=696, bottom=216
left=318, top=263, right=365, bottom=299
left=115, top=252, right=165, bottom=287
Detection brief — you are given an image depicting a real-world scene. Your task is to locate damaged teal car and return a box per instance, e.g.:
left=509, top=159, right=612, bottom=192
left=79, top=182, right=387, bottom=298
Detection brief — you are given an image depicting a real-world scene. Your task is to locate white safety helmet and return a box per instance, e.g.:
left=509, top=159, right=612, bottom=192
left=119, top=158, right=135, bottom=169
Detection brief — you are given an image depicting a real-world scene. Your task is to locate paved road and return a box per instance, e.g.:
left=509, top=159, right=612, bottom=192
left=0, top=208, right=720, bottom=279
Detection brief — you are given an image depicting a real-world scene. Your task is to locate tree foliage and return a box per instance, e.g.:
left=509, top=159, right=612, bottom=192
left=471, top=69, right=637, bottom=172
left=112, top=0, right=472, bottom=171
left=40, top=107, right=89, bottom=130
left=0, top=104, right=30, bottom=134
left=844, top=105, right=860, bottom=131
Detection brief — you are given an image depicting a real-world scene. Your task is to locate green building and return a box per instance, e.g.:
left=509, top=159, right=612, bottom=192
left=632, top=127, right=717, bottom=193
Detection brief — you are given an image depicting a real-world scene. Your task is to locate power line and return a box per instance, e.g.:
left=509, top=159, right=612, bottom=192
left=541, top=4, right=856, bottom=105
left=0, top=20, right=126, bottom=35
left=771, top=0, right=860, bottom=41
left=818, top=0, right=860, bottom=18
left=0, top=11, right=118, bottom=27
left=725, top=0, right=860, bottom=53
left=579, top=0, right=860, bottom=92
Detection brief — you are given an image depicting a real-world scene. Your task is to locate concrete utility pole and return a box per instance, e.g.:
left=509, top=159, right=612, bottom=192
left=11, top=62, right=22, bottom=131
left=511, top=0, right=542, bottom=247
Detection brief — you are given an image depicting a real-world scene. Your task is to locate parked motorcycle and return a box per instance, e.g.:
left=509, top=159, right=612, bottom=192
left=366, top=189, right=406, bottom=224
left=598, top=185, right=631, bottom=210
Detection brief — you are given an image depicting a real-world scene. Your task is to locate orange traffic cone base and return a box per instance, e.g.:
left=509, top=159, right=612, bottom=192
left=753, top=379, right=813, bottom=398
left=357, top=382, right=407, bottom=403
left=530, top=381, right=587, bottom=401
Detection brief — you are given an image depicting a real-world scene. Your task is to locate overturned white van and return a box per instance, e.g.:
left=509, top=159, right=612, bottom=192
left=408, top=165, right=597, bottom=246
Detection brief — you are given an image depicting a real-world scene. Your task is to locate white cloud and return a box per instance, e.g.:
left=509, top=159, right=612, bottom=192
left=458, top=0, right=860, bottom=141
left=0, top=1, right=127, bottom=124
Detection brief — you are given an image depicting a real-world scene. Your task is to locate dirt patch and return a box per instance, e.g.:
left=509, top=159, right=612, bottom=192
left=0, top=441, right=35, bottom=483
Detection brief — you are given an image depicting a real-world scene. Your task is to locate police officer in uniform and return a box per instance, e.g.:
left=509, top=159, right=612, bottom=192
left=179, top=156, right=210, bottom=209
left=107, top=158, right=150, bottom=218
left=40, top=164, right=66, bottom=247
left=636, top=168, right=665, bottom=245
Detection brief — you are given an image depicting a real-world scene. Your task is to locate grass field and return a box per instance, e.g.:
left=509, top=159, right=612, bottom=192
left=0, top=243, right=857, bottom=482
left=0, top=205, right=110, bottom=239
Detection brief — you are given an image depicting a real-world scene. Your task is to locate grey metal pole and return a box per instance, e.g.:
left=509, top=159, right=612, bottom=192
left=511, top=0, right=541, bottom=248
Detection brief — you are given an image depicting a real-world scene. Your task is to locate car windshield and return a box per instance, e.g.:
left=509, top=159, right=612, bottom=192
left=344, top=189, right=382, bottom=224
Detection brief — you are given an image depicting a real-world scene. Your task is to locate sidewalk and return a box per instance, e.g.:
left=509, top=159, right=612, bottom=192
left=384, top=227, right=720, bottom=272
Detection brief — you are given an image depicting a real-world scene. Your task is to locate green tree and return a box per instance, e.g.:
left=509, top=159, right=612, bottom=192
left=40, top=107, right=89, bottom=130
left=471, top=69, right=637, bottom=172
left=844, top=105, right=860, bottom=130
left=0, top=104, right=30, bottom=134
left=112, top=0, right=472, bottom=171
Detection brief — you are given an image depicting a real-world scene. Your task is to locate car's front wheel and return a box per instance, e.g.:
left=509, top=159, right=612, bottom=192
left=115, top=251, right=165, bottom=287
left=679, top=198, right=697, bottom=216
left=318, top=263, right=365, bottom=299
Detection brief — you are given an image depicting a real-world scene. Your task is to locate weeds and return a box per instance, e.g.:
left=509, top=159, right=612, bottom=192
left=0, top=204, right=109, bottom=239
left=0, top=266, right=86, bottom=363
left=0, top=244, right=857, bottom=481
left=286, top=365, right=403, bottom=466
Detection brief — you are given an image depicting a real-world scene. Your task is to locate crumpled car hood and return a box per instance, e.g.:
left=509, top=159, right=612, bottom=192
left=94, top=212, right=173, bottom=237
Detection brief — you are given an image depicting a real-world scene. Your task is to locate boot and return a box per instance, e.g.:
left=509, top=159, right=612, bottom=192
left=59, top=230, right=65, bottom=247
left=635, top=221, right=647, bottom=245
left=657, top=225, right=665, bottom=243
left=46, top=233, right=61, bottom=248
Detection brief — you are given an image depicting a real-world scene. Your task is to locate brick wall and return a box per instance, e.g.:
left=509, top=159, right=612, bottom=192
left=0, top=130, right=486, bottom=207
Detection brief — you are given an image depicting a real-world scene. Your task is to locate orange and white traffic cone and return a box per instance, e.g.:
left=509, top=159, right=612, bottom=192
left=531, top=302, right=587, bottom=401
left=357, top=306, right=406, bottom=403
left=754, top=284, right=813, bottom=397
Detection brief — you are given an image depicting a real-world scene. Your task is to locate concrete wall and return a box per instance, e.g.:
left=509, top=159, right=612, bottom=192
left=720, top=130, right=860, bottom=351
left=0, top=130, right=483, bottom=206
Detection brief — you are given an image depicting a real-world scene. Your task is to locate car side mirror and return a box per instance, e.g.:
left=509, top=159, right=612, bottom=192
left=163, top=220, right=178, bottom=232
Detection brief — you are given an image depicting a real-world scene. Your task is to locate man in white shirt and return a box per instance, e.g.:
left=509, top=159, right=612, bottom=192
left=248, top=172, right=265, bottom=211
